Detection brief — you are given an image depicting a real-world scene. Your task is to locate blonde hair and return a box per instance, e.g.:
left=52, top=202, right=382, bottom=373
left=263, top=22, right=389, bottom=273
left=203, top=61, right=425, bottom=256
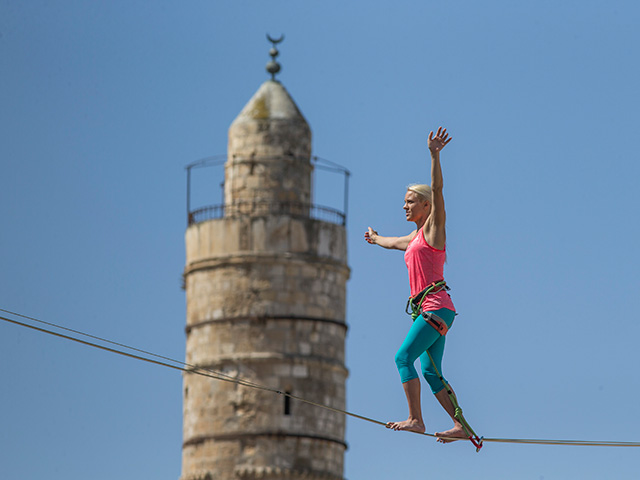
left=407, top=184, right=432, bottom=204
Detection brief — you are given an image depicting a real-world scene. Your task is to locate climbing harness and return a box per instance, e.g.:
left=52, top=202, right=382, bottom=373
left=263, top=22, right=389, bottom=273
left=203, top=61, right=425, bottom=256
left=405, top=280, right=449, bottom=319
left=405, top=281, right=484, bottom=451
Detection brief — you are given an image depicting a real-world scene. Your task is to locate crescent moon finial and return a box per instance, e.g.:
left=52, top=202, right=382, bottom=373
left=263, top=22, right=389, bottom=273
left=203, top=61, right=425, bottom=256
left=266, top=33, right=284, bottom=45
left=266, top=33, right=285, bottom=81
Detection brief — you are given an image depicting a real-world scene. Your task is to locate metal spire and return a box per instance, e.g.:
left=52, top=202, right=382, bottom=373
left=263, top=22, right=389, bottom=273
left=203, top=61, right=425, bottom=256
left=266, top=34, right=284, bottom=81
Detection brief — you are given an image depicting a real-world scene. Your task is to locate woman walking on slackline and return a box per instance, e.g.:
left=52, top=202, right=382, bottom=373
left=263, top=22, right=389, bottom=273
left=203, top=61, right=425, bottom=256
left=364, top=127, right=468, bottom=442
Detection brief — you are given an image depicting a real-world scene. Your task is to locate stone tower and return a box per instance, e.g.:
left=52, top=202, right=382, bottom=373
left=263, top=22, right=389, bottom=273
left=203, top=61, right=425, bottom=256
left=180, top=44, right=349, bottom=480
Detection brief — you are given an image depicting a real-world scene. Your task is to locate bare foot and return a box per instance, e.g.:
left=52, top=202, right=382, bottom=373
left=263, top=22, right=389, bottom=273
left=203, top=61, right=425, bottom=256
left=435, top=424, right=467, bottom=443
left=386, top=418, right=425, bottom=433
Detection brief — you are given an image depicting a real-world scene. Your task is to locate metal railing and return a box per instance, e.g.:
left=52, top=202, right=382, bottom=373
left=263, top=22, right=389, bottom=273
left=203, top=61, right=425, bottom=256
left=188, top=200, right=345, bottom=226
left=185, top=154, right=350, bottom=227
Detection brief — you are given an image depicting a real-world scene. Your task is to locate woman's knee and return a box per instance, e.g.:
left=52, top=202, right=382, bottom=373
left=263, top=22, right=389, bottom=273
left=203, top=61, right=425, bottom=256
left=395, top=349, right=419, bottom=383
left=395, top=348, right=411, bottom=370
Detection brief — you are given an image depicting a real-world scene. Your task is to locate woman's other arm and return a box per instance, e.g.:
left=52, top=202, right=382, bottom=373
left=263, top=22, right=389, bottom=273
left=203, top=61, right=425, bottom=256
left=365, top=227, right=416, bottom=251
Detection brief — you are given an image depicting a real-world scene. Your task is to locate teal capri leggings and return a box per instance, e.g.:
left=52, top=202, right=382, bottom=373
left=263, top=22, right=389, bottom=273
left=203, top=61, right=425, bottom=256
left=394, top=308, right=456, bottom=394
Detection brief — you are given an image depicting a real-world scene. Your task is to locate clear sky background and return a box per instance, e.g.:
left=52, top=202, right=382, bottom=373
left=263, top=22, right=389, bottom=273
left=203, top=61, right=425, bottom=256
left=2, top=1, right=639, bottom=479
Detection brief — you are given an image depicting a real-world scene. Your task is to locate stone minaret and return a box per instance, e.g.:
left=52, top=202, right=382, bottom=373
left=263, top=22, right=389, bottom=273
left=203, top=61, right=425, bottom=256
left=181, top=41, right=349, bottom=480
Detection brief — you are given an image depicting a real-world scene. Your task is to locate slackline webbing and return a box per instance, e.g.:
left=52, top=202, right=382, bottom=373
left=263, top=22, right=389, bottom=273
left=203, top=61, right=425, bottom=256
left=1, top=307, right=639, bottom=449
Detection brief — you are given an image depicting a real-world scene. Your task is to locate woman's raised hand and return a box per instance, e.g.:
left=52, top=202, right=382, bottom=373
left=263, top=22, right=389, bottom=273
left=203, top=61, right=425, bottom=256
left=428, top=127, right=452, bottom=154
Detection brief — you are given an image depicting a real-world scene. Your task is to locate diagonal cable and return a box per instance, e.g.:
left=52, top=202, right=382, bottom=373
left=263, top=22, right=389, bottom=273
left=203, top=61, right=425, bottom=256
left=2, top=308, right=640, bottom=448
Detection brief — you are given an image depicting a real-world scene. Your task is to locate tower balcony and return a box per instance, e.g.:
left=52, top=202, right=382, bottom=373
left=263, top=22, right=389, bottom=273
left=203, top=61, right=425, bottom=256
left=186, top=155, right=350, bottom=227
left=188, top=201, right=345, bottom=227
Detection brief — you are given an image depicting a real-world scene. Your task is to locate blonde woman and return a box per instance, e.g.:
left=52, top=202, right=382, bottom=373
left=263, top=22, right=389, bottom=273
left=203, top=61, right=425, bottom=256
left=365, top=127, right=468, bottom=442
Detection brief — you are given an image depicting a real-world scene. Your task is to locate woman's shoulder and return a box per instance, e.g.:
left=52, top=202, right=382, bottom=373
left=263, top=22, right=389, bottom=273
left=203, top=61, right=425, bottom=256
left=407, top=229, right=419, bottom=242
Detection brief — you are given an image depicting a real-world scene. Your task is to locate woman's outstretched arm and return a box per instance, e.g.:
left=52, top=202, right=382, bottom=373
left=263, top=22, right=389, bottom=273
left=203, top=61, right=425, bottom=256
left=425, top=127, right=452, bottom=249
left=365, top=227, right=416, bottom=251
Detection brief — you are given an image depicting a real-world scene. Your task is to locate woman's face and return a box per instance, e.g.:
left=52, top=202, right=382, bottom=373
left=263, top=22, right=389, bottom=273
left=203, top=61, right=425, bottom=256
left=403, top=190, right=429, bottom=222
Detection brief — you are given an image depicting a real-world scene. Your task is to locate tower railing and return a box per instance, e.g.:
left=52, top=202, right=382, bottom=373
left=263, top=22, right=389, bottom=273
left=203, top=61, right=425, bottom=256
left=185, top=155, right=350, bottom=227
left=188, top=201, right=345, bottom=226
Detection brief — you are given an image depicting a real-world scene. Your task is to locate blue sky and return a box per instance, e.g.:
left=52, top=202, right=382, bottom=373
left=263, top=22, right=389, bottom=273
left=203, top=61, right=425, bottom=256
left=1, top=1, right=639, bottom=479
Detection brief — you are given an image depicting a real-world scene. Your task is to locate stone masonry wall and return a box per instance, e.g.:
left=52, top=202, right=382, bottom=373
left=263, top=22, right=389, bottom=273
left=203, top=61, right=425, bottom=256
left=182, top=215, right=348, bottom=480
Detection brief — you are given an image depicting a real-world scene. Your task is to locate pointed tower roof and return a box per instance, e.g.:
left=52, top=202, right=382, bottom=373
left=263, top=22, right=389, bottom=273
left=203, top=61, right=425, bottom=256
left=230, top=79, right=309, bottom=126
left=227, top=78, right=312, bottom=161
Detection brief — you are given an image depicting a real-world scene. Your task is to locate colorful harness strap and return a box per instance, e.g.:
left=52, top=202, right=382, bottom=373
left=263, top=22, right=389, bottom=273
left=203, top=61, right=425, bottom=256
left=425, top=338, right=484, bottom=452
left=425, top=312, right=449, bottom=336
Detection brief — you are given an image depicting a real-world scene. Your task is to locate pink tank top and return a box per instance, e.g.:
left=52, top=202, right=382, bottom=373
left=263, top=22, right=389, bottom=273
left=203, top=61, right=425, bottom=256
left=404, top=230, right=455, bottom=313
